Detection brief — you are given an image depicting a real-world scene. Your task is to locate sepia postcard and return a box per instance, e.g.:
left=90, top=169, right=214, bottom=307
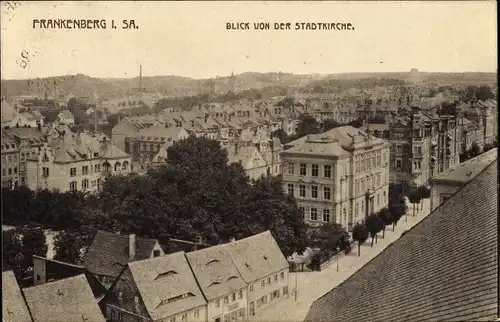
left=1, top=1, right=498, bottom=322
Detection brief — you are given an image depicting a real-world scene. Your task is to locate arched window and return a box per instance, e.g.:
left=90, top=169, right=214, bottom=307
left=122, top=161, right=129, bottom=171
left=114, top=162, right=121, bottom=171
left=102, top=162, right=111, bottom=172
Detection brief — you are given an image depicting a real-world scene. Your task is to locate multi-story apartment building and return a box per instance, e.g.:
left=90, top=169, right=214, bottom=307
left=124, top=124, right=189, bottom=172
left=1, top=133, right=19, bottom=188
left=186, top=245, right=248, bottom=322
left=102, top=251, right=207, bottom=322
left=3, top=127, right=47, bottom=187
left=26, top=132, right=130, bottom=192
left=226, top=134, right=283, bottom=179
left=282, top=126, right=390, bottom=230
left=457, top=117, right=484, bottom=155
left=464, top=99, right=497, bottom=146
left=225, top=231, right=290, bottom=318
left=377, top=106, right=460, bottom=190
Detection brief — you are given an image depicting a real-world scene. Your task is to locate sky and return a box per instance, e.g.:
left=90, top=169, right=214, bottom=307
left=1, top=1, right=497, bottom=80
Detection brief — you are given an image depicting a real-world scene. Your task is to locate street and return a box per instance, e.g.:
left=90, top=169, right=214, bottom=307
left=252, top=199, right=432, bottom=322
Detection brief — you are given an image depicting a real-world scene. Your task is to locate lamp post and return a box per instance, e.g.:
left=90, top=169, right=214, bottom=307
left=336, top=246, right=340, bottom=272
left=294, top=269, right=298, bottom=302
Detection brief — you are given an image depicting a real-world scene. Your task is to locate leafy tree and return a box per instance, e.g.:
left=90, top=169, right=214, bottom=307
left=53, top=228, right=94, bottom=265
left=2, top=227, right=47, bottom=281
left=352, top=223, right=369, bottom=256
left=321, top=118, right=340, bottom=131
left=365, top=213, right=384, bottom=246
left=417, top=185, right=431, bottom=209
left=242, top=176, right=308, bottom=257
left=271, top=129, right=292, bottom=144
left=468, top=142, right=481, bottom=158
left=167, top=136, right=228, bottom=170
left=377, top=208, right=392, bottom=238
left=22, top=226, right=48, bottom=257
left=295, top=114, right=321, bottom=137
left=408, top=190, right=421, bottom=217
left=389, top=197, right=407, bottom=230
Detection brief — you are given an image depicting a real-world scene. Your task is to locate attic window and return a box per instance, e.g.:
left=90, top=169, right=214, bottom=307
left=209, top=281, right=221, bottom=287
left=263, top=255, right=268, bottom=260
left=155, top=270, right=178, bottom=279
left=57, top=289, right=64, bottom=296
left=227, top=276, right=238, bottom=281
left=245, top=261, right=250, bottom=267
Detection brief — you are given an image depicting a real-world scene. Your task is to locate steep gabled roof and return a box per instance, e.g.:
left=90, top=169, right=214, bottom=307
left=2, top=271, right=33, bottom=322
left=226, top=231, right=289, bottom=283
left=23, top=274, right=106, bottom=322
left=185, top=244, right=246, bottom=301
left=128, top=252, right=207, bottom=320
left=83, top=231, right=160, bottom=278
left=306, top=160, right=498, bottom=322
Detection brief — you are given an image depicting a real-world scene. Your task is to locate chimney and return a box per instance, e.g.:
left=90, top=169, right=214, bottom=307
left=129, top=234, right=136, bottom=261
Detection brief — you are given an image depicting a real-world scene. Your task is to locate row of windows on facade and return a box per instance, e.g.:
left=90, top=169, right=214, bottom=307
left=254, top=286, right=288, bottom=311
left=287, top=155, right=385, bottom=178
left=111, top=307, right=200, bottom=322
left=393, top=145, right=424, bottom=155
left=2, top=167, right=18, bottom=177
left=213, top=271, right=286, bottom=308
left=64, top=162, right=130, bottom=177
left=394, top=159, right=423, bottom=170
left=355, top=154, right=383, bottom=173
left=287, top=174, right=384, bottom=199
left=299, top=193, right=387, bottom=222
left=287, top=163, right=332, bottom=177
left=2, top=150, right=41, bottom=164
left=68, top=179, right=101, bottom=191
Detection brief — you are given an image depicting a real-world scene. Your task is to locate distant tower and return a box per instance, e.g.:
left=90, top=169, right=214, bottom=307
left=229, top=70, right=236, bottom=93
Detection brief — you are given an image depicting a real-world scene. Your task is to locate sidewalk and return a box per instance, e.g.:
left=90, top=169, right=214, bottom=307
left=252, top=199, right=432, bottom=322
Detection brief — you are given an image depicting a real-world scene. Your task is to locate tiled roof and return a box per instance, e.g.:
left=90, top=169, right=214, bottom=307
left=185, top=244, right=247, bottom=301
left=225, top=231, right=289, bottom=283
left=23, top=274, right=106, bottom=322
left=128, top=252, right=207, bottom=320
left=306, top=160, right=498, bottom=322
left=83, top=231, right=160, bottom=278
left=4, top=127, right=46, bottom=141
left=282, top=134, right=349, bottom=157
left=2, top=271, right=33, bottom=322
left=431, top=148, right=497, bottom=185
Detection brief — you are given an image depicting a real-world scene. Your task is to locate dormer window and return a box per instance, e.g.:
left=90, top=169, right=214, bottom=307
left=206, top=259, right=219, bottom=265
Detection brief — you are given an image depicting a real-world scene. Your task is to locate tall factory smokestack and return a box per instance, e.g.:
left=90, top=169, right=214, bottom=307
left=139, top=65, right=142, bottom=95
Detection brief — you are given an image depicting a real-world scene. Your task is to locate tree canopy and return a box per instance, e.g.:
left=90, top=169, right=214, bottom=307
left=352, top=223, right=369, bottom=257
left=3, top=136, right=308, bottom=259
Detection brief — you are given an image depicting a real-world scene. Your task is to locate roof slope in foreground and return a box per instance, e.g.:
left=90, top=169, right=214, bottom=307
left=306, top=159, right=498, bottom=322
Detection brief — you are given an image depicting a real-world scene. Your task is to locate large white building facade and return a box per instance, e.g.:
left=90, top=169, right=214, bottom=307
left=281, top=126, right=391, bottom=231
